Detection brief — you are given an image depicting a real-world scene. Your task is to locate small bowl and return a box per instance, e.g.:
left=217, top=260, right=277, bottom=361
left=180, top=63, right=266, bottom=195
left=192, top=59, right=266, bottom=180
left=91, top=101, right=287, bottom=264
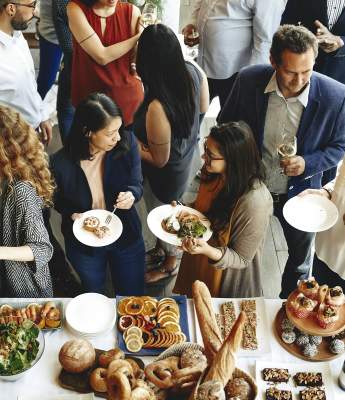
left=0, top=328, right=45, bottom=381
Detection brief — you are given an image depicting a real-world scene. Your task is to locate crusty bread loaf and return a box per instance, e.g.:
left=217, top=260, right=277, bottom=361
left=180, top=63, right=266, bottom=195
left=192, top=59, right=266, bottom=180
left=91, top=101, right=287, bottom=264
left=59, top=339, right=96, bottom=373
left=192, top=281, right=223, bottom=363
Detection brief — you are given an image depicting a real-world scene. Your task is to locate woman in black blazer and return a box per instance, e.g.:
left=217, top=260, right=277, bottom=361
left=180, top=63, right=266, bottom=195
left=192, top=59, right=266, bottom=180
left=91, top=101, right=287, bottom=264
left=51, top=93, right=145, bottom=295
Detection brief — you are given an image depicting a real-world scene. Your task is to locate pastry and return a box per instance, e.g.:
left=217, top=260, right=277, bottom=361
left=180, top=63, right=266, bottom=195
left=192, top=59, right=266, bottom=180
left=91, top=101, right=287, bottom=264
left=89, top=367, right=107, bottom=392
left=262, top=368, right=290, bottom=383
left=302, top=343, right=318, bottom=358
left=329, top=338, right=345, bottom=354
left=221, top=301, right=236, bottom=338
left=281, top=330, right=296, bottom=344
left=240, top=299, right=258, bottom=350
left=293, top=372, right=323, bottom=386
left=309, top=335, right=322, bottom=346
left=266, top=386, right=292, bottom=400
left=288, top=293, right=317, bottom=318
left=297, top=277, right=319, bottom=299
left=316, top=304, right=339, bottom=329
left=281, top=318, right=295, bottom=332
left=93, top=225, right=110, bottom=239
left=296, top=334, right=310, bottom=347
left=299, top=387, right=326, bottom=400
left=225, top=377, right=253, bottom=400
left=326, top=286, right=345, bottom=307
left=83, top=216, right=100, bottom=232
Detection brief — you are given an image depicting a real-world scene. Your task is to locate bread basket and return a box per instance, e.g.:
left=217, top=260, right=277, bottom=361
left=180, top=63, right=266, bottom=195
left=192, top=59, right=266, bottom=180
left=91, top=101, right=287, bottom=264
left=156, top=342, right=258, bottom=400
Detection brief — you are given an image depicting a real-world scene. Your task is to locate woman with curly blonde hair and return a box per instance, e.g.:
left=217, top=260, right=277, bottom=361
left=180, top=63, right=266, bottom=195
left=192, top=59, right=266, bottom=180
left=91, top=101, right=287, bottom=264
left=0, top=105, right=55, bottom=297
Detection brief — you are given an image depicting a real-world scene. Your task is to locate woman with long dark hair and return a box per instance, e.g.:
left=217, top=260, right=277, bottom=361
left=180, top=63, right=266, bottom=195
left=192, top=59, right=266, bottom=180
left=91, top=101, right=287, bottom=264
left=51, top=93, right=145, bottom=295
left=133, top=23, right=209, bottom=283
left=174, top=122, right=273, bottom=298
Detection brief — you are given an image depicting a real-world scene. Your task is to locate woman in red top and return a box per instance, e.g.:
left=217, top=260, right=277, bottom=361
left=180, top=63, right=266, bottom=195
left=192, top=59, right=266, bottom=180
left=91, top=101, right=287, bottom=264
left=67, top=0, right=144, bottom=126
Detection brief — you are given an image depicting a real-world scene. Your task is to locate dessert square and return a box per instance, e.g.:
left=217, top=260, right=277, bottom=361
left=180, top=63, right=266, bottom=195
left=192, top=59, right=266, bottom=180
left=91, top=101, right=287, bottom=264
left=299, top=387, right=326, bottom=400
left=266, top=386, right=292, bottom=400
left=221, top=301, right=236, bottom=338
left=262, top=368, right=290, bottom=383
left=293, top=372, right=323, bottom=387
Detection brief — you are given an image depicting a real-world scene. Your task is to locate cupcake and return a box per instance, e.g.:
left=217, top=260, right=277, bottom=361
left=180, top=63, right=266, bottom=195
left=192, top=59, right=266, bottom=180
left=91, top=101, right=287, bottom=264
left=297, top=277, right=319, bottom=299
left=326, top=286, right=345, bottom=307
left=288, top=293, right=317, bottom=318
left=316, top=304, right=339, bottom=329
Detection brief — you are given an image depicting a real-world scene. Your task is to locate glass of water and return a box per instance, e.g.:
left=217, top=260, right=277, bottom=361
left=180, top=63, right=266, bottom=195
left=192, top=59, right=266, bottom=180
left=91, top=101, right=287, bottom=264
left=142, top=3, right=158, bottom=28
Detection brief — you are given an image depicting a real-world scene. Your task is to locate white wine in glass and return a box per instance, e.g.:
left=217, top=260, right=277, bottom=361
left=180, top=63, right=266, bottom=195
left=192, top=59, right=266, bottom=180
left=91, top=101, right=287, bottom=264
left=277, top=136, right=297, bottom=159
left=142, top=3, right=157, bottom=27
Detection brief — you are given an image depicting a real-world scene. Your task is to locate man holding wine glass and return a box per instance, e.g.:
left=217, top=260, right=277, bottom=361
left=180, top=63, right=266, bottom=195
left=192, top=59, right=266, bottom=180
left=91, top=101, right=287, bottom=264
left=219, top=25, right=345, bottom=298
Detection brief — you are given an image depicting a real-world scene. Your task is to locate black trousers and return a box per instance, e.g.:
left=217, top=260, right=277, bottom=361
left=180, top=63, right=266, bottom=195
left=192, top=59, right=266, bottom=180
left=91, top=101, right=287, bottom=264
left=313, top=255, right=345, bottom=291
left=271, top=193, right=315, bottom=299
left=208, top=72, right=238, bottom=110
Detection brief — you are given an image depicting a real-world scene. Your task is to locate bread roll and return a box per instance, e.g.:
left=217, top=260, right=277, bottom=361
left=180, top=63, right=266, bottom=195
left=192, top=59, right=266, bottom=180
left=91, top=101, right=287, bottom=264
left=59, top=339, right=95, bottom=373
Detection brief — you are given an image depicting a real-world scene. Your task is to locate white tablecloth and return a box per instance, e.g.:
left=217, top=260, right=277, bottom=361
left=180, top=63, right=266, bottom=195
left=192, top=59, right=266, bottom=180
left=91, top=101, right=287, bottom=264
left=1, top=299, right=344, bottom=399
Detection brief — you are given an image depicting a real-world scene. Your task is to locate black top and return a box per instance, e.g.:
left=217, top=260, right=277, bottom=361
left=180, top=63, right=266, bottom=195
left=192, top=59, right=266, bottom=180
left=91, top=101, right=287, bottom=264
left=133, top=62, right=202, bottom=203
left=50, top=131, right=143, bottom=253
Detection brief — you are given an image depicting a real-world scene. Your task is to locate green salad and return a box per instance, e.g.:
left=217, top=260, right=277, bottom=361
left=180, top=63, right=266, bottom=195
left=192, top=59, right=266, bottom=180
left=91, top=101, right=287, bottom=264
left=0, top=321, right=40, bottom=375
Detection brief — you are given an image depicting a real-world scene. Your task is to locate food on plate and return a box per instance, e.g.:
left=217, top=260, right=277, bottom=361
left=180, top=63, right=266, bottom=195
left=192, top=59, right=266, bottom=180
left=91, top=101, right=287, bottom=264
left=309, top=335, right=322, bottom=346
left=89, top=367, right=108, bottom=392
left=221, top=301, right=236, bottom=339
left=107, top=359, right=133, bottom=400
left=288, top=293, right=317, bottom=319
left=326, top=286, right=345, bottom=306
left=266, top=386, right=292, bottom=400
left=296, top=334, right=310, bottom=347
left=281, top=317, right=295, bottom=332
left=299, top=387, right=326, bottom=400
left=58, top=339, right=96, bottom=373
left=316, top=303, right=339, bottom=329
left=281, top=331, right=296, bottom=344
left=162, top=208, right=207, bottom=239
left=83, top=215, right=100, bottom=232
left=302, top=343, right=318, bottom=358
left=93, top=225, right=111, bottom=239
left=0, top=321, right=40, bottom=375
left=118, top=315, right=136, bottom=332
left=225, top=377, right=253, bottom=400
left=180, top=347, right=207, bottom=369
left=262, top=368, right=290, bottom=383
left=297, top=277, right=319, bottom=299
left=0, top=301, right=61, bottom=329
left=293, top=372, right=323, bottom=387
left=240, top=299, right=258, bottom=350
left=98, top=348, right=125, bottom=368
left=329, top=338, right=345, bottom=354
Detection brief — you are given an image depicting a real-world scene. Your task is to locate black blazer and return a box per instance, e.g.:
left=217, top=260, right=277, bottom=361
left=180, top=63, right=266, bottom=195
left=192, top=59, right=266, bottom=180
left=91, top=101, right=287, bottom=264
left=282, top=0, right=345, bottom=84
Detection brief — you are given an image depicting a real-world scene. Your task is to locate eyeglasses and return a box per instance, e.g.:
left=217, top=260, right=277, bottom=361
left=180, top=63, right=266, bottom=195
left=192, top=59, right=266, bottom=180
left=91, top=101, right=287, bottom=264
left=7, top=1, right=37, bottom=9
left=203, top=137, right=224, bottom=164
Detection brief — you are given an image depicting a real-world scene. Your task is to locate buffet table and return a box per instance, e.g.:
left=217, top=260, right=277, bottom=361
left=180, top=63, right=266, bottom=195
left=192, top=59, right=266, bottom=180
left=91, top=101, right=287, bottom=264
left=1, top=298, right=344, bottom=399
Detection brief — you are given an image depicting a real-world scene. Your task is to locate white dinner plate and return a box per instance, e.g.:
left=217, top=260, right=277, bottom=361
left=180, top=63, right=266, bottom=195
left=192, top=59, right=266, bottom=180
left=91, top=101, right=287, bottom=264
left=72, top=209, right=123, bottom=247
left=147, top=204, right=212, bottom=246
left=283, top=194, right=338, bottom=232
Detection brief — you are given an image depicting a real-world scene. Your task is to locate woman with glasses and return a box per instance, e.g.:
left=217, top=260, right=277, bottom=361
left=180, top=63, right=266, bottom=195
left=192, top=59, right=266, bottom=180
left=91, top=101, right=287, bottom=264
left=133, top=24, right=209, bottom=283
left=50, top=93, right=145, bottom=295
left=174, top=122, right=273, bottom=298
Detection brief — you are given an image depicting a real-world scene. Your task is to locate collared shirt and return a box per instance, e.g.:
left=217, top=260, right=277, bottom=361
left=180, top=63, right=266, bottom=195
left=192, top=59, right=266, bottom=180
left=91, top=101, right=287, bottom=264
left=262, top=72, right=310, bottom=194
left=327, top=0, right=345, bottom=29
left=0, top=30, right=48, bottom=129
left=189, top=0, right=286, bottom=79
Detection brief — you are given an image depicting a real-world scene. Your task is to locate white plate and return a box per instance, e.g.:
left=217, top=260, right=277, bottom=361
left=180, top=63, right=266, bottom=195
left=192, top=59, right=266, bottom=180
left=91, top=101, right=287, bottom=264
left=255, top=360, right=335, bottom=400
left=147, top=204, right=212, bottom=246
left=283, top=194, right=338, bottom=232
left=65, top=293, right=116, bottom=335
left=72, top=209, right=123, bottom=247
left=194, top=297, right=271, bottom=357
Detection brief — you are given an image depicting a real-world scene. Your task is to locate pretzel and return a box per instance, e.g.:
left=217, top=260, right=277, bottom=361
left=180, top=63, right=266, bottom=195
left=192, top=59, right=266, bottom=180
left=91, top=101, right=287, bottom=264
left=145, top=356, right=180, bottom=389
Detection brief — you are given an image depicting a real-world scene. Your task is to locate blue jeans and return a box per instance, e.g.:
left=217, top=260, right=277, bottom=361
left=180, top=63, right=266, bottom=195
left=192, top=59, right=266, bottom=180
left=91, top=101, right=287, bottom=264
left=65, top=239, right=145, bottom=295
left=37, top=35, right=62, bottom=100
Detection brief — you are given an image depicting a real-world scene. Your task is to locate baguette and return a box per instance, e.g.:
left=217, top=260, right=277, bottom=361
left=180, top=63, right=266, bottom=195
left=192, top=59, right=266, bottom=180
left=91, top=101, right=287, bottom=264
left=192, top=281, right=223, bottom=363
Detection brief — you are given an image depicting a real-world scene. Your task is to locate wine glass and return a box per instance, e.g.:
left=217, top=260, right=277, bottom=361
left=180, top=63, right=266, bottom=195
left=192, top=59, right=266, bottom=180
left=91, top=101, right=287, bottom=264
left=277, top=134, right=297, bottom=174
left=142, top=3, right=158, bottom=28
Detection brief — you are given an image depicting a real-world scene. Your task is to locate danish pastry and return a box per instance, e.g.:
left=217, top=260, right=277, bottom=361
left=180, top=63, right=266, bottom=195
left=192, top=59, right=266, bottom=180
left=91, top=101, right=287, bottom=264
left=83, top=216, right=100, bottom=232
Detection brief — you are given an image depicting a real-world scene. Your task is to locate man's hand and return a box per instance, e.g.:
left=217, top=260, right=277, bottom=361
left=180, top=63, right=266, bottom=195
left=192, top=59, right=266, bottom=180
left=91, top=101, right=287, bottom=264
left=115, top=191, right=135, bottom=209
left=39, top=119, right=53, bottom=145
left=315, top=20, right=344, bottom=53
left=280, top=156, right=306, bottom=176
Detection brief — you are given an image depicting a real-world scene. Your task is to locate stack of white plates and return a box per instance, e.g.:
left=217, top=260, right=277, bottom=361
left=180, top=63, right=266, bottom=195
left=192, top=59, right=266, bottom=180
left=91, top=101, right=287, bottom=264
left=65, top=293, right=116, bottom=339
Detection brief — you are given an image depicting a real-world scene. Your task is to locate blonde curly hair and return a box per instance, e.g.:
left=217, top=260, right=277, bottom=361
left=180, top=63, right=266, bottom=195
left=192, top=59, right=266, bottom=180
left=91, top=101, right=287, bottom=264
left=0, top=105, right=55, bottom=206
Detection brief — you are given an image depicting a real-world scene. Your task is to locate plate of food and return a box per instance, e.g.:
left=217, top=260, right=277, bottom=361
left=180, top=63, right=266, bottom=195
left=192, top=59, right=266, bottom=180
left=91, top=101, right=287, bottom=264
left=73, top=209, right=123, bottom=247
left=283, top=194, right=338, bottom=232
left=147, top=204, right=212, bottom=246
left=255, top=360, right=335, bottom=400
left=0, top=300, right=63, bottom=330
left=116, top=295, right=190, bottom=355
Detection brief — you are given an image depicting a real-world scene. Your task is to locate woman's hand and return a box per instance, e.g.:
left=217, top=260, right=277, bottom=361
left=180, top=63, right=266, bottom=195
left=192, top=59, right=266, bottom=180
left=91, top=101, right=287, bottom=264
left=71, top=213, right=83, bottom=221
left=115, top=191, right=135, bottom=209
left=181, top=238, right=223, bottom=262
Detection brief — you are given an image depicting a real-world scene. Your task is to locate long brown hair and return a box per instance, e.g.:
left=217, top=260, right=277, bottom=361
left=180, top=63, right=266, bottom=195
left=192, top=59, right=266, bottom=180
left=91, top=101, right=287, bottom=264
left=0, top=106, right=55, bottom=206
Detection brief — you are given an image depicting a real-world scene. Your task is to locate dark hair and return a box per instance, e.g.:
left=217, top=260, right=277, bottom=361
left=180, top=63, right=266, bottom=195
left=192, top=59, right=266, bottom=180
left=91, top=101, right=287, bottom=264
left=65, top=92, right=129, bottom=161
left=136, top=24, right=196, bottom=139
left=204, top=121, right=266, bottom=234
left=270, top=24, right=318, bottom=65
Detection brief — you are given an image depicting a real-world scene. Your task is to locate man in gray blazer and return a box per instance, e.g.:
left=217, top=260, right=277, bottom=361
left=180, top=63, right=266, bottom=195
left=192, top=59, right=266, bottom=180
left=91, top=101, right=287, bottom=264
left=183, top=0, right=287, bottom=107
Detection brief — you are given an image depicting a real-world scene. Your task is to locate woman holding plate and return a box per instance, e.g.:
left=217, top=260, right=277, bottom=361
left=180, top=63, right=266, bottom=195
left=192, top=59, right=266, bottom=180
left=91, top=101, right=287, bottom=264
left=174, top=122, right=273, bottom=298
left=51, top=93, right=145, bottom=295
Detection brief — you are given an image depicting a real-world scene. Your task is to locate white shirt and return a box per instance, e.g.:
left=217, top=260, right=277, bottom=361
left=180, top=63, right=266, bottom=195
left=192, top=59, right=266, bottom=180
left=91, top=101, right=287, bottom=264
left=189, top=0, right=287, bottom=79
left=262, top=72, right=309, bottom=194
left=0, top=30, right=48, bottom=129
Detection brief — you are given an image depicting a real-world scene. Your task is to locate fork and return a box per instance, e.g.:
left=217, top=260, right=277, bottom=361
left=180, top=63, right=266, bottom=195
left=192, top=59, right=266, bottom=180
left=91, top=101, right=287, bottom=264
left=105, top=207, right=117, bottom=224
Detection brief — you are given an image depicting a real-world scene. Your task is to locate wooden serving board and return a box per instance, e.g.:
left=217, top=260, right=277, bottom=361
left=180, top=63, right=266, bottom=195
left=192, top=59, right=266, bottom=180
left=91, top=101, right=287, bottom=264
left=59, top=349, right=144, bottom=398
left=286, top=289, right=345, bottom=336
left=274, top=307, right=345, bottom=362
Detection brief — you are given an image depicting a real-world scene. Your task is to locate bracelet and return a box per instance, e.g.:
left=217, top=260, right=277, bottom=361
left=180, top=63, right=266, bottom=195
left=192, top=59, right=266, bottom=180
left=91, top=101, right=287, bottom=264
left=322, top=187, right=332, bottom=199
